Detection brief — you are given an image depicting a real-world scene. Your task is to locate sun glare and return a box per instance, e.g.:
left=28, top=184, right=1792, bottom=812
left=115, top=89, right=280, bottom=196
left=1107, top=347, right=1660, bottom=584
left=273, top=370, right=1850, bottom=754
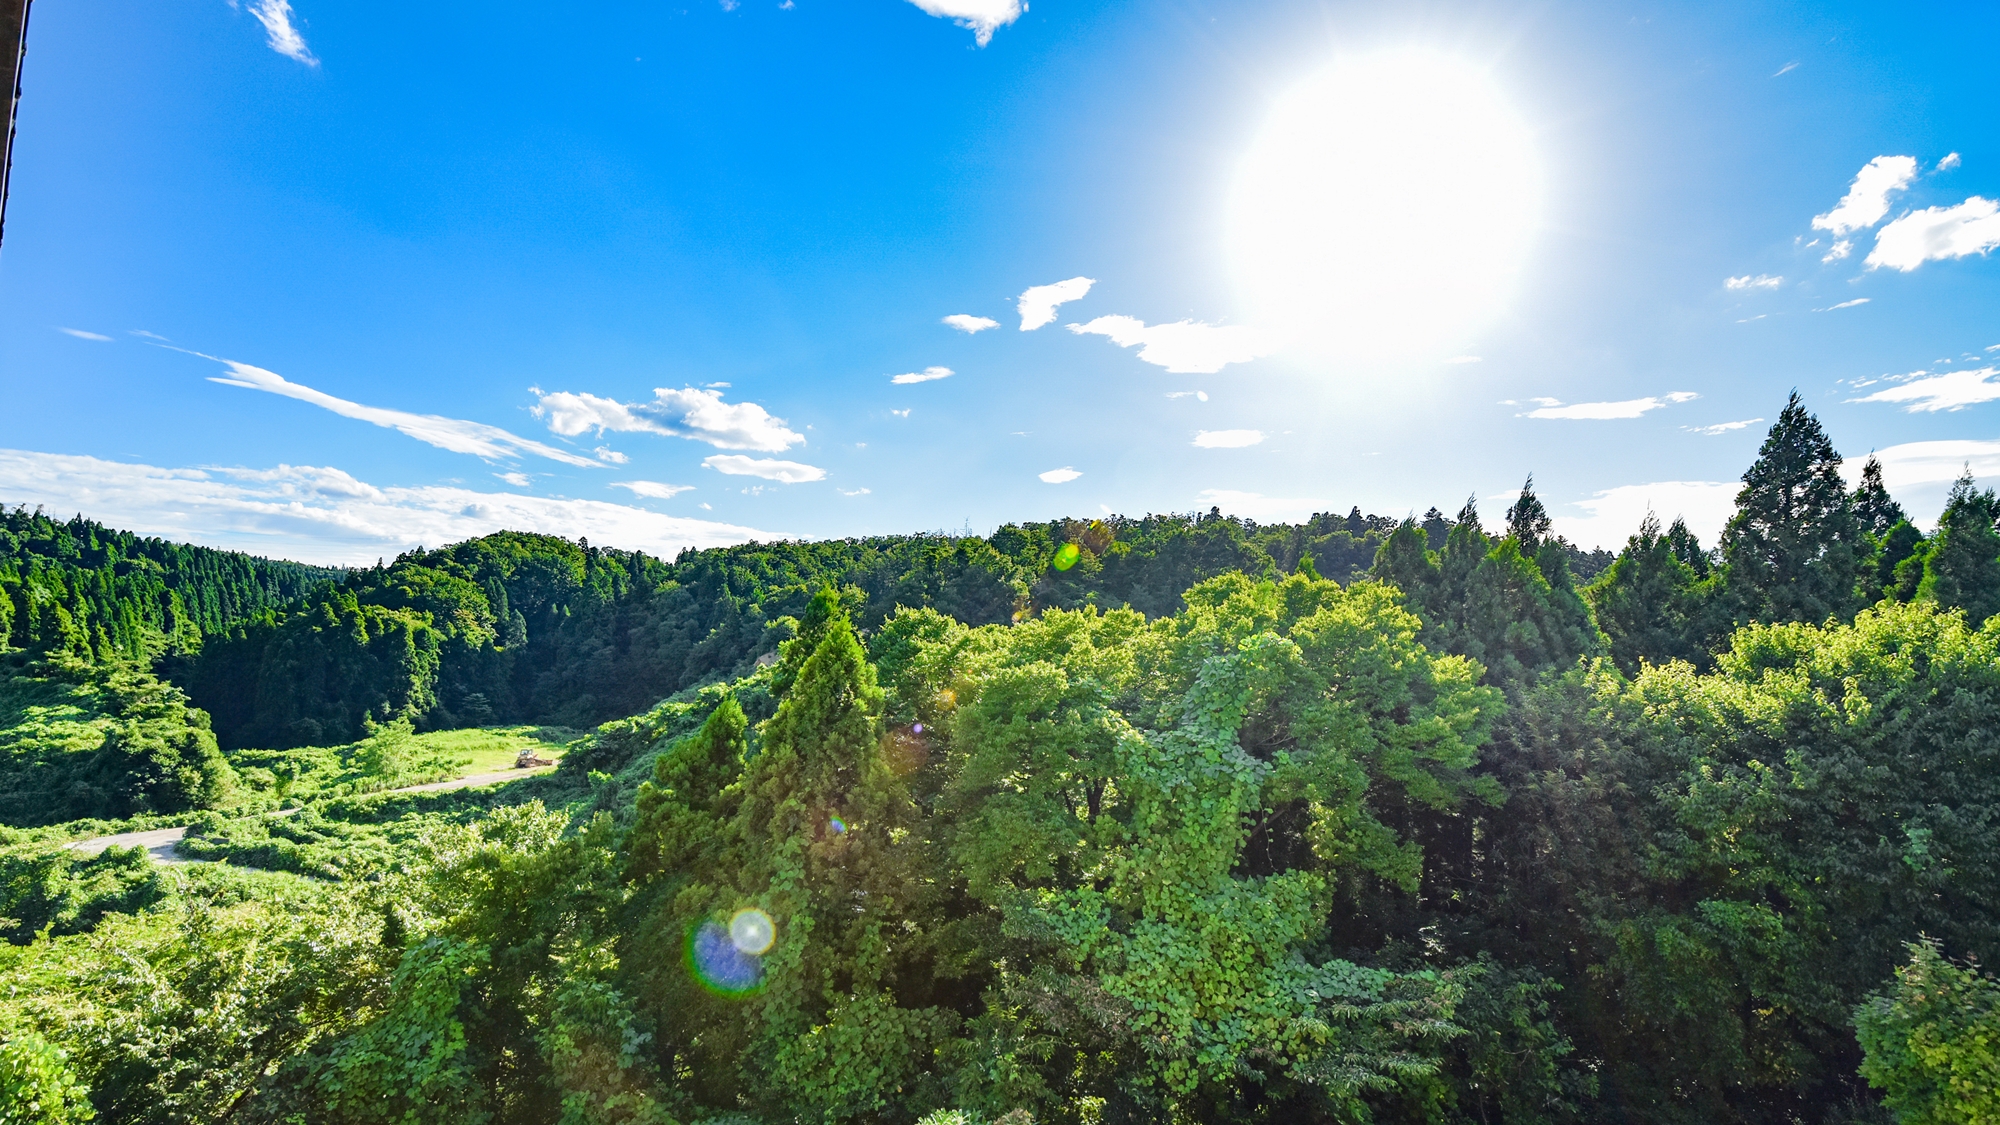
left=1226, top=49, right=1542, bottom=365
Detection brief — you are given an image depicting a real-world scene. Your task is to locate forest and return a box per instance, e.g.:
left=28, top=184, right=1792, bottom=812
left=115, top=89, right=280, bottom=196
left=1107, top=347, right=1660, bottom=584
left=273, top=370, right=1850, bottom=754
left=2, top=392, right=1996, bottom=1125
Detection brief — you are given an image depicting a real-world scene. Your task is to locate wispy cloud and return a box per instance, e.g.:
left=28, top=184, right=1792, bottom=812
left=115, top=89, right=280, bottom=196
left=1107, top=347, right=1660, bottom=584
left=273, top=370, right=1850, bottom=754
left=1937, top=152, right=1962, bottom=173
left=1725, top=274, right=1783, bottom=290
left=1867, top=197, right=2000, bottom=272
left=1039, top=467, right=1081, bottom=484
left=903, top=0, right=1021, bottom=46
left=1552, top=480, right=1740, bottom=551
left=1851, top=367, right=2000, bottom=413
left=1194, top=489, right=1325, bottom=522
left=248, top=0, right=317, bottom=66
left=1192, top=429, right=1264, bottom=448
left=1773, top=61, right=1799, bottom=76
left=1068, top=315, right=1269, bottom=374
left=593, top=447, right=628, bottom=464
left=495, top=472, right=531, bottom=487
left=611, top=480, right=695, bottom=499
left=702, top=455, right=825, bottom=483
left=1813, top=155, right=1917, bottom=236
left=57, top=327, right=112, bottom=341
left=942, top=314, right=998, bottom=334
left=1444, top=355, right=1483, bottom=365
left=1822, top=240, right=1852, bottom=263
left=129, top=330, right=171, bottom=341
left=1815, top=297, right=1871, bottom=311
left=532, top=387, right=802, bottom=452
left=1165, top=391, right=1209, bottom=401
left=1524, top=392, right=1698, bottom=420
left=0, top=449, right=768, bottom=567
left=1688, top=418, right=1764, bottom=435
left=1018, top=277, right=1094, bottom=331
left=838, top=487, right=871, bottom=496
left=890, top=366, right=953, bottom=384
left=210, top=359, right=600, bottom=467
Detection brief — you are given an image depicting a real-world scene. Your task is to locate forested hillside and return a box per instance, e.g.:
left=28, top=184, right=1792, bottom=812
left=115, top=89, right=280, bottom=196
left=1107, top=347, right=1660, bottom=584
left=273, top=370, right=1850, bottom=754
left=3, top=393, right=1998, bottom=1124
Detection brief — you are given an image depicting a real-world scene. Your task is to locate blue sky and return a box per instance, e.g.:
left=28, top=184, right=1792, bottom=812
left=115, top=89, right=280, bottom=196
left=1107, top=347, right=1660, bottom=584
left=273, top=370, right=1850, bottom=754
left=2, top=0, right=1997, bottom=565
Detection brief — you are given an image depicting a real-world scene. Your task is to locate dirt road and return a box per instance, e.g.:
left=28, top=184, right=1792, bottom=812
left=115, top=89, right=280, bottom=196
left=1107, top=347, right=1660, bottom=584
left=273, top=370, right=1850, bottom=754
left=65, top=765, right=558, bottom=864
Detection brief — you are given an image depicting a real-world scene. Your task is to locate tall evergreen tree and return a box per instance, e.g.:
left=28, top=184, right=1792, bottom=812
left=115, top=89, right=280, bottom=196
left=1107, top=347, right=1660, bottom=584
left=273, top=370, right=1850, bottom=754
left=1505, top=475, right=1552, bottom=551
left=1918, top=471, right=2000, bottom=625
left=1852, top=455, right=1907, bottom=537
left=1853, top=454, right=1926, bottom=604
left=1585, top=512, right=1705, bottom=674
left=1719, top=392, right=1864, bottom=624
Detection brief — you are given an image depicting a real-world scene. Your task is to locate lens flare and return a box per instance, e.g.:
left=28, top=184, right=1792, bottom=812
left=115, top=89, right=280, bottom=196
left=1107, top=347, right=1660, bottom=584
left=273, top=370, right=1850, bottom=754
left=1053, top=543, right=1081, bottom=571
left=688, top=921, right=763, bottom=995
left=828, top=815, right=848, bottom=836
left=911, top=722, right=924, bottom=734
left=729, top=908, right=776, bottom=954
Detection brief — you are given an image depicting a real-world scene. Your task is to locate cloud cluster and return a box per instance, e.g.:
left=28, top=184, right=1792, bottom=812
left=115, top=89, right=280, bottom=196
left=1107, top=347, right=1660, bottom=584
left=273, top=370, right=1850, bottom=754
left=702, top=455, right=825, bottom=483
left=903, top=0, right=1021, bottom=46
left=1813, top=156, right=1917, bottom=236
left=1850, top=367, right=2000, bottom=413
left=1018, top=277, right=1094, bottom=331
left=532, top=386, right=803, bottom=452
left=1192, top=429, right=1264, bottom=448
left=942, top=315, right=998, bottom=334
left=1867, top=196, right=2000, bottom=271
left=611, top=480, right=695, bottom=499
left=211, top=360, right=600, bottom=467
left=248, top=0, right=317, bottom=65
left=0, top=449, right=768, bottom=567
left=1725, top=274, right=1783, bottom=290
left=1523, top=392, right=1698, bottom=420
left=890, top=366, right=954, bottom=384
left=1068, top=316, right=1269, bottom=374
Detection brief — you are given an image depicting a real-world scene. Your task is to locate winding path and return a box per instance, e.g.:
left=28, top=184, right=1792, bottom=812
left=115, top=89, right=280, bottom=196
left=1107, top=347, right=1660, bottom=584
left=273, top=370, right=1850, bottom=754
left=64, top=766, right=558, bottom=864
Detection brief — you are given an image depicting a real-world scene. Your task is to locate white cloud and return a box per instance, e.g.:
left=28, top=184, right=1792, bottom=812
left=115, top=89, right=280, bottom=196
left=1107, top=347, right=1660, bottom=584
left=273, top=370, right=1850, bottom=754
left=1193, top=489, right=1325, bottom=522
left=129, top=330, right=171, bottom=341
left=902, top=0, right=1021, bottom=45
left=1165, top=391, right=1209, bottom=401
left=611, top=480, right=695, bottom=499
left=1937, top=152, right=1962, bottom=172
left=1812, top=155, right=1918, bottom=235
left=1444, top=355, right=1483, bottom=364
left=1017, top=277, right=1094, bottom=331
left=593, top=447, right=628, bottom=464
left=942, top=314, right=998, bottom=334
left=1816, top=298, right=1871, bottom=311
left=57, top=327, right=111, bottom=341
left=1850, top=367, right=2000, bottom=413
left=1822, top=240, right=1853, bottom=262
left=1067, top=315, right=1270, bottom=374
left=1725, top=274, right=1783, bottom=290
left=1867, top=196, right=2000, bottom=271
left=838, top=487, right=871, bottom=496
left=0, top=449, right=770, bottom=567
left=1524, top=392, right=1698, bottom=420
left=531, top=386, right=802, bottom=452
left=495, top=472, right=531, bottom=487
left=1688, top=418, right=1765, bottom=435
left=890, top=408, right=910, bottom=418
left=1039, top=467, right=1082, bottom=484
left=248, top=0, right=317, bottom=65
left=1551, top=480, right=1740, bottom=551
left=1774, top=61, right=1799, bottom=76
left=702, top=455, right=825, bottom=483
left=891, top=366, right=954, bottom=384
left=1192, top=429, right=1264, bottom=448
left=210, top=359, right=600, bottom=467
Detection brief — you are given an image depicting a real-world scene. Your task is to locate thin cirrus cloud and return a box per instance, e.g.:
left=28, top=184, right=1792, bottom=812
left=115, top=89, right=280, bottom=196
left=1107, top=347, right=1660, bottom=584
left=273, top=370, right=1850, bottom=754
left=208, top=358, right=601, bottom=467
left=57, top=327, right=112, bottom=341
left=248, top=0, right=317, bottom=65
left=890, top=366, right=953, bottom=384
left=0, top=449, right=768, bottom=567
left=1867, top=196, right=2000, bottom=271
left=611, top=480, right=695, bottom=499
left=1725, top=274, right=1783, bottom=290
left=1812, top=155, right=1917, bottom=236
left=1937, top=153, right=1963, bottom=172
left=1524, top=392, right=1698, bottom=420
left=1688, top=418, right=1765, bottom=435
left=702, top=455, right=825, bottom=483
left=1018, top=277, right=1094, bottom=331
left=1039, top=467, right=1082, bottom=483
left=1067, top=316, right=1269, bottom=374
left=1816, top=298, right=1871, bottom=311
left=1850, top=367, right=2000, bottom=413
left=942, top=314, right=998, bottom=334
left=531, top=387, right=802, bottom=453
left=1192, top=429, right=1264, bottom=448
left=902, top=0, right=1021, bottom=46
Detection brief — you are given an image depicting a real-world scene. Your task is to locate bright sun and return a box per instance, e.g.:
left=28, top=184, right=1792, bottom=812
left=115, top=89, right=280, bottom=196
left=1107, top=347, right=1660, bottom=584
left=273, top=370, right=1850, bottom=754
left=1226, top=49, right=1542, bottom=365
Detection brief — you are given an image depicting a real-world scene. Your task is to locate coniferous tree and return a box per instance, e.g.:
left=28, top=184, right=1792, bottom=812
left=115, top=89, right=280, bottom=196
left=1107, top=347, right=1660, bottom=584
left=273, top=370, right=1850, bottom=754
left=1918, top=471, right=2000, bottom=625
left=1852, top=455, right=1926, bottom=603
left=1586, top=512, right=1705, bottom=674
left=1505, top=475, right=1552, bottom=550
left=1665, top=516, right=1712, bottom=578
left=1719, top=392, right=1864, bottom=624
left=1852, top=455, right=1907, bottom=537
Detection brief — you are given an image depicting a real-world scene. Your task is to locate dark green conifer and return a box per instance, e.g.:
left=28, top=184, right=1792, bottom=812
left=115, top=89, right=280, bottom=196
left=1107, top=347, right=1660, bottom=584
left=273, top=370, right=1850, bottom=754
left=1719, top=392, right=1864, bottom=624
left=1918, top=471, right=2000, bottom=625
left=1587, top=512, right=1705, bottom=673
